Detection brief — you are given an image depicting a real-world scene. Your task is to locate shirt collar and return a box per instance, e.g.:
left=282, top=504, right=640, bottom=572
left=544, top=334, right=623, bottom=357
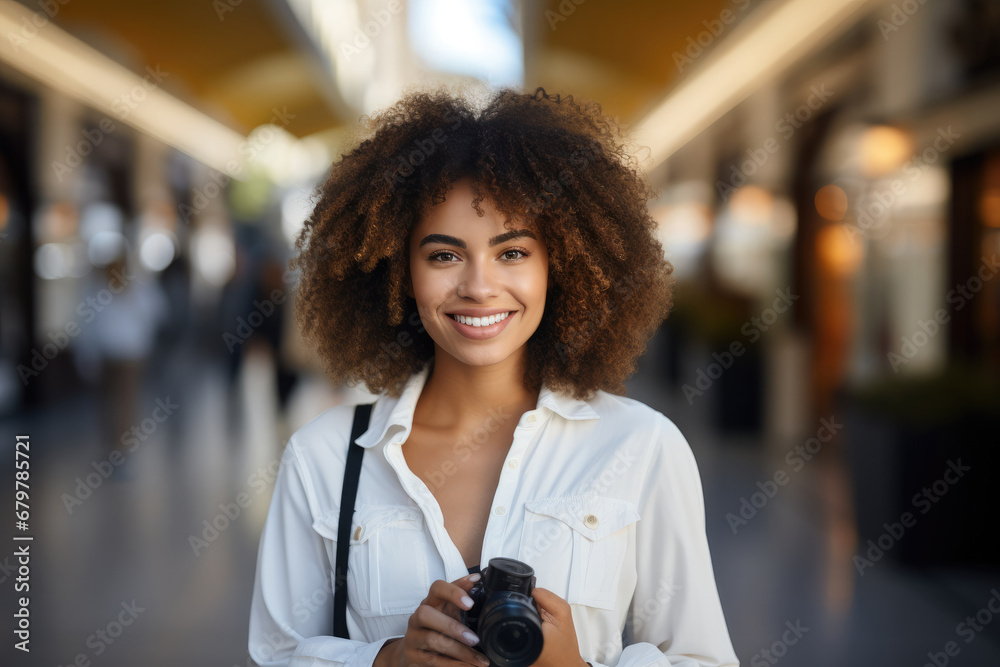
left=353, top=360, right=600, bottom=449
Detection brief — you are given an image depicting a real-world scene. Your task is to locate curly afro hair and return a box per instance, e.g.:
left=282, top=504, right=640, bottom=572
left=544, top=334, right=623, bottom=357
left=291, top=86, right=675, bottom=401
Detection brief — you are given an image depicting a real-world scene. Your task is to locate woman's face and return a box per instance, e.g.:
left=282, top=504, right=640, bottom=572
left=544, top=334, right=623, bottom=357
left=407, top=177, right=549, bottom=369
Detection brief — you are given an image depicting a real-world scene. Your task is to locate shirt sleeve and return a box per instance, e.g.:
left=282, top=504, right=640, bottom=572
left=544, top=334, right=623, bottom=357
left=248, top=439, right=404, bottom=666
left=589, top=416, right=739, bottom=667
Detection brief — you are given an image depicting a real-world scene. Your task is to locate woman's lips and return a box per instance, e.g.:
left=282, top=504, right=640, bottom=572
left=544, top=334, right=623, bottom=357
left=446, top=311, right=516, bottom=340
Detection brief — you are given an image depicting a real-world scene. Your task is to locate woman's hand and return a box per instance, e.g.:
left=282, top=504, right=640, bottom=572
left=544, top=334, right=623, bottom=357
left=529, top=587, right=588, bottom=667
left=376, top=572, right=491, bottom=667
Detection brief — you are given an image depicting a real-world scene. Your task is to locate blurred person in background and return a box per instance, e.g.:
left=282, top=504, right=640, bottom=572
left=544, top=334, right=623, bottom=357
left=75, top=246, right=169, bottom=468
left=256, top=250, right=300, bottom=414
left=220, top=223, right=300, bottom=438
left=248, top=86, right=739, bottom=667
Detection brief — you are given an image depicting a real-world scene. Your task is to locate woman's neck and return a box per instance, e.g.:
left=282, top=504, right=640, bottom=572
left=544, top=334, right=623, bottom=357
left=413, top=352, right=539, bottom=434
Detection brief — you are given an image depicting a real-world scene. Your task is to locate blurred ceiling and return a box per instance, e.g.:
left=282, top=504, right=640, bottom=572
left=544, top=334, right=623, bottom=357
left=46, top=0, right=747, bottom=139
left=528, top=0, right=738, bottom=124
left=52, top=0, right=349, bottom=137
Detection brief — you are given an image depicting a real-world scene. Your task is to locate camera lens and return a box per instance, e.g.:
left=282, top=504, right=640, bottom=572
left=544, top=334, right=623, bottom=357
left=478, top=591, right=543, bottom=667
left=495, top=624, right=527, bottom=656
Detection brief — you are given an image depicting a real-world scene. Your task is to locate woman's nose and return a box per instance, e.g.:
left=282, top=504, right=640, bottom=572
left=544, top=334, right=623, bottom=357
left=456, top=259, right=501, bottom=300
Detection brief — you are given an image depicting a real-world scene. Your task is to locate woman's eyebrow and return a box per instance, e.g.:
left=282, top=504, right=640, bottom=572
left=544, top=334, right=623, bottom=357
left=418, top=229, right=537, bottom=249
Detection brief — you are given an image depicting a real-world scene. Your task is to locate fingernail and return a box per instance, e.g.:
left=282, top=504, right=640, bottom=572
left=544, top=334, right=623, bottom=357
left=461, top=595, right=475, bottom=609
left=463, top=630, right=480, bottom=645
left=478, top=656, right=491, bottom=666
left=468, top=573, right=481, bottom=582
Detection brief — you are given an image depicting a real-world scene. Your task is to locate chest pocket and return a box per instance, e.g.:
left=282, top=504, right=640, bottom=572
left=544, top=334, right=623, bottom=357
left=313, top=504, right=430, bottom=617
left=516, top=496, right=640, bottom=610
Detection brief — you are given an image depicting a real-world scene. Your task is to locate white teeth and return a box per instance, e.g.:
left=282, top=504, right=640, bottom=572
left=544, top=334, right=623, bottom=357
left=453, top=311, right=510, bottom=327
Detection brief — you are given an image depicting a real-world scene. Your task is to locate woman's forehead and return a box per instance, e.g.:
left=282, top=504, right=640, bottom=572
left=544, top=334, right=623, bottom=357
left=411, top=214, right=540, bottom=243
left=414, top=183, right=536, bottom=231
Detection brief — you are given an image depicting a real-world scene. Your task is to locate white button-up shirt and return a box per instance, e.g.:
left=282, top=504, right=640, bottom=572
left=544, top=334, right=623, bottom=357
left=249, top=361, right=739, bottom=666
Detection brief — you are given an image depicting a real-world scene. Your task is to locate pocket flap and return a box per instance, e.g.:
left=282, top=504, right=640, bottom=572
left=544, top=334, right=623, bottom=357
left=313, top=504, right=423, bottom=544
left=524, top=496, right=640, bottom=541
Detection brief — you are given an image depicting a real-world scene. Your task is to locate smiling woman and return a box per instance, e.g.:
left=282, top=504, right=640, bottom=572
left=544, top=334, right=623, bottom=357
left=406, top=176, right=549, bottom=362
left=290, top=86, right=675, bottom=402
left=248, top=86, right=739, bottom=667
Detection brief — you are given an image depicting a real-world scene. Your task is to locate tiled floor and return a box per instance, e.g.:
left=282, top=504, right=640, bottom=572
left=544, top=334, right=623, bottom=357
left=1, top=329, right=997, bottom=666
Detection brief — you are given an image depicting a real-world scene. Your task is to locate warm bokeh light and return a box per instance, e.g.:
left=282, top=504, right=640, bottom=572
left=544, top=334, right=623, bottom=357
left=35, top=201, right=78, bottom=243
left=0, top=192, right=8, bottom=230
left=817, top=223, right=863, bottom=275
left=859, top=125, right=913, bottom=177
left=729, top=185, right=774, bottom=226
left=815, top=184, right=848, bottom=221
left=653, top=201, right=713, bottom=244
left=980, top=188, right=1000, bottom=228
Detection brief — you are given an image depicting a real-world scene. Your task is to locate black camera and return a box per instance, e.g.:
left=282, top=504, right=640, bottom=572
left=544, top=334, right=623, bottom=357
left=460, top=557, right=544, bottom=667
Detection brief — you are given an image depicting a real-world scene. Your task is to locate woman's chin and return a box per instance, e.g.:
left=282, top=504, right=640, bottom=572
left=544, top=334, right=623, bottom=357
left=435, top=345, right=524, bottom=370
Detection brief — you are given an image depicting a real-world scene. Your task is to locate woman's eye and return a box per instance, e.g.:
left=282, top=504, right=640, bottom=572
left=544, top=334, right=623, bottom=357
left=429, top=251, right=456, bottom=263
left=502, top=248, right=530, bottom=261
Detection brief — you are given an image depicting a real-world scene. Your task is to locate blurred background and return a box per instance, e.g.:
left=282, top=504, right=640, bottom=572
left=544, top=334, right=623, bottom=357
left=1, top=0, right=999, bottom=665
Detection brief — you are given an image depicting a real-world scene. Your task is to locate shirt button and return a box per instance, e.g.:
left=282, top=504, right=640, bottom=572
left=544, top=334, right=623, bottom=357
left=494, top=506, right=507, bottom=516
left=508, top=459, right=518, bottom=469
left=526, top=414, right=537, bottom=424
left=584, top=514, right=599, bottom=528
left=353, top=526, right=363, bottom=540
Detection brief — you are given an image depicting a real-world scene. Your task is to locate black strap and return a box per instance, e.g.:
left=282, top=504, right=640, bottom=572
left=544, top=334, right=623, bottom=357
left=334, top=402, right=372, bottom=639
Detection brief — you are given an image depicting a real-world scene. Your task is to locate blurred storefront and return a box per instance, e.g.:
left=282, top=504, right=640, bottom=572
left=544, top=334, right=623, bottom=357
left=641, top=0, right=1000, bottom=569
